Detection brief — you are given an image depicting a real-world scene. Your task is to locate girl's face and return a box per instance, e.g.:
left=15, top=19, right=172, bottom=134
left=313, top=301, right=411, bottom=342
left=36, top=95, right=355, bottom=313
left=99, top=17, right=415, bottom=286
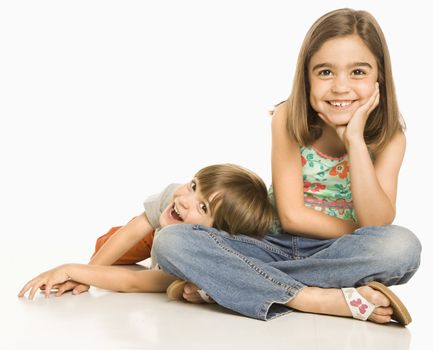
left=159, top=179, right=215, bottom=228
left=308, top=34, right=378, bottom=126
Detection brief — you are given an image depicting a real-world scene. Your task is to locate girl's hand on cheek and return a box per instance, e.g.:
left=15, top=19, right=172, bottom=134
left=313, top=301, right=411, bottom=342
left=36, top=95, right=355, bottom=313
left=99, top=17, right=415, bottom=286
left=319, top=83, right=380, bottom=146
left=344, top=82, right=380, bottom=145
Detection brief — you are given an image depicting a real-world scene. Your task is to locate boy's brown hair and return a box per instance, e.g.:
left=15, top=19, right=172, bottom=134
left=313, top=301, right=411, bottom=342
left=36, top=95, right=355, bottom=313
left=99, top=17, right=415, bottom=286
left=195, top=164, right=274, bottom=239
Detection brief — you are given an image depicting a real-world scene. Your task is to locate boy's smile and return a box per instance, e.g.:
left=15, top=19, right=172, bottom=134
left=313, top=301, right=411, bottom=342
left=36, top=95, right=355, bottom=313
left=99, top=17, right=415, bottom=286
left=170, top=203, right=183, bottom=221
left=159, top=179, right=215, bottom=228
left=308, top=34, right=378, bottom=126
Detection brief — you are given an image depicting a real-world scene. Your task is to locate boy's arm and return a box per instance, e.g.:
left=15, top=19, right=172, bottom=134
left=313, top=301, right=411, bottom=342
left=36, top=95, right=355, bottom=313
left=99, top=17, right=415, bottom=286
left=91, top=183, right=179, bottom=265
left=18, top=264, right=177, bottom=300
left=90, top=212, right=154, bottom=265
left=51, top=213, right=155, bottom=296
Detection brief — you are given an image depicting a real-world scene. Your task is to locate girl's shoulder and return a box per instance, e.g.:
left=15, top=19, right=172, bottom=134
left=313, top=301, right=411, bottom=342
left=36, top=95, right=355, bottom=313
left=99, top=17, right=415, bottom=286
left=388, top=130, right=406, bottom=151
left=375, top=130, right=406, bottom=160
left=268, top=99, right=288, bottom=117
left=271, top=100, right=302, bottom=153
left=393, top=129, right=406, bottom=144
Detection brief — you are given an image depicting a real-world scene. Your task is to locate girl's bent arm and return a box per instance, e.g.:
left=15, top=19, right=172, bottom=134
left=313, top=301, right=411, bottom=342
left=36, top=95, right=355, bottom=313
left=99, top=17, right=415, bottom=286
left=347, top=131, right=405, bottom=226
left=272, top=104, right=358, bottom=239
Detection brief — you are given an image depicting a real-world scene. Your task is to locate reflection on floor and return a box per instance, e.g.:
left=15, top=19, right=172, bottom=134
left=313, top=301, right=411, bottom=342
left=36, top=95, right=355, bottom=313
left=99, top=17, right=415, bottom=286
left=6, top=287, right=412, bottom=350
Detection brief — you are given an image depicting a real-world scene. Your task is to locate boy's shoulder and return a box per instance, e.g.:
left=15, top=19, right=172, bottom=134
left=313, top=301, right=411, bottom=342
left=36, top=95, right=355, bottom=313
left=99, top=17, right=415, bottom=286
left=145, top=183, right=181, bottom=204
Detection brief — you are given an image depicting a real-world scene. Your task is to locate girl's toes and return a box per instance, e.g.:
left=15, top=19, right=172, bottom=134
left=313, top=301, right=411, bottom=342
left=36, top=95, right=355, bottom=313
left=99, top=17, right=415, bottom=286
left=358, top=286, right=390, bottom=307
left=373, top=306, right=393, bottom=316
left=369, top=313, right=392, bottom=324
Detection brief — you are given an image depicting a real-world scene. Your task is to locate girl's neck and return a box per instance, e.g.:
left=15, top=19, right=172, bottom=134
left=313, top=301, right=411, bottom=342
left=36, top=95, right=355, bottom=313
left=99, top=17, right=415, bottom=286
left=313, top=125, right=347, bottom=158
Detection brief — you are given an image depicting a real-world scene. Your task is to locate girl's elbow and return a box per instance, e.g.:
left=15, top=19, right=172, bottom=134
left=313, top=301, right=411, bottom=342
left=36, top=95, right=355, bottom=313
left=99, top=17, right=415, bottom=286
left=358, top=211, right=395, bottom=227
left=384, top=212, right=396, bottom=225
left=279, top=213, right=299, bottom=232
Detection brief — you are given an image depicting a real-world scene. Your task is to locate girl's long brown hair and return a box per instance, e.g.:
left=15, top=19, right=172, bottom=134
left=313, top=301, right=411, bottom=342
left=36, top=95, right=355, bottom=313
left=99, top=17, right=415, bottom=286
left=286, top=8, right=404, bottom=156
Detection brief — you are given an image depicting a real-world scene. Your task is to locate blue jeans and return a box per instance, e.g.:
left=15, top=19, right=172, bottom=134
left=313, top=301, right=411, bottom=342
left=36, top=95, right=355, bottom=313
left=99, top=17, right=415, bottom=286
left=153, top=224, right=421, bottom=320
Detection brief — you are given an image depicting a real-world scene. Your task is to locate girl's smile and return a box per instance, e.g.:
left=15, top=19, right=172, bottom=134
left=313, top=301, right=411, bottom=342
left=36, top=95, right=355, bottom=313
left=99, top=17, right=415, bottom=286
left=308, top=34, right=378, bottom=126
left=327, top=99, right=357, bottom=112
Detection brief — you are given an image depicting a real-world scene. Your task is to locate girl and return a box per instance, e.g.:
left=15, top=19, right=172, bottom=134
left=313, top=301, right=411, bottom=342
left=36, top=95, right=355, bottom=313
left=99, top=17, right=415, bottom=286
left=151, top=8, right=421, bottom=325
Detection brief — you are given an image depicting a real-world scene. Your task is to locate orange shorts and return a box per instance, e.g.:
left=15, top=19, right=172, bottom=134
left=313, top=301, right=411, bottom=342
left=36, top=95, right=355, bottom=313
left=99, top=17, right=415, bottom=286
left=92, top=225, right=155, bottom=265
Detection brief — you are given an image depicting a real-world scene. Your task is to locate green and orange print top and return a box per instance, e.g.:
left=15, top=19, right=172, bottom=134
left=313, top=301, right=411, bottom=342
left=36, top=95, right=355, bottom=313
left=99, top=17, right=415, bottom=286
left=268, top=145, right=356, bottom=234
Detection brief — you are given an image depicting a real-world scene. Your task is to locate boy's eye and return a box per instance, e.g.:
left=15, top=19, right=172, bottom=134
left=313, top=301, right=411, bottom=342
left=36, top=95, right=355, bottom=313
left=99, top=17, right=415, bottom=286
left=199, top=203, right=208, bottom=214
left=318, top=69, right=332, bottom=76
left=190, top=180, right=196, bottom=191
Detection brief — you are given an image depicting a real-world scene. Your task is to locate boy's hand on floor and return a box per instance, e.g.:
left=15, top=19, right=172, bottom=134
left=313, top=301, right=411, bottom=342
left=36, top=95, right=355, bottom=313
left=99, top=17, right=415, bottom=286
left=18, top=264, right=72, bottom=300
left=48, top=280, right=90, bottom=296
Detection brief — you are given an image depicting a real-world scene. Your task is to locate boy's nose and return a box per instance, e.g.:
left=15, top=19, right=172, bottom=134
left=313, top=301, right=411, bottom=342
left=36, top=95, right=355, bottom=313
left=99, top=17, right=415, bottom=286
left=177, top=195, right=190, bottom=209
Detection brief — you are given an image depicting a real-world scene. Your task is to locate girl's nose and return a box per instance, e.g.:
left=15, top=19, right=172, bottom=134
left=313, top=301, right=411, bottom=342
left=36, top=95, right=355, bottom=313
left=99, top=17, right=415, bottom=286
left=331, top=75, right=350, bottom=93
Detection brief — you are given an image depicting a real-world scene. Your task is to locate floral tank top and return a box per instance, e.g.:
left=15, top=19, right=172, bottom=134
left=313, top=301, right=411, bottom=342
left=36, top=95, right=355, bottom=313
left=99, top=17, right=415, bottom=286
left=268, top=145, right=356, bottom=234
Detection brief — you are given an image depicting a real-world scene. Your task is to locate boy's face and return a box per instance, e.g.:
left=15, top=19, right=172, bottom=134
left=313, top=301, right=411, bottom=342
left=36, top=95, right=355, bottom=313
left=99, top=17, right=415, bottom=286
left=159, top=179, right=215, bottom=228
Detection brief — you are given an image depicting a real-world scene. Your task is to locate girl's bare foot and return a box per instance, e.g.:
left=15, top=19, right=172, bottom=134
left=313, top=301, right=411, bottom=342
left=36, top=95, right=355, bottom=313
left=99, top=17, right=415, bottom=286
left=287, top=286, right=394, bottom=324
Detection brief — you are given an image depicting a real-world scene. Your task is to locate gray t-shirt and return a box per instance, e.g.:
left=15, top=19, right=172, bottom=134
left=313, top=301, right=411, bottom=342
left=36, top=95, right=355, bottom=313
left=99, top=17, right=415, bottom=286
left=143, top=183, right=181, bottom=230
left=143, top=183, right=181, bottom=268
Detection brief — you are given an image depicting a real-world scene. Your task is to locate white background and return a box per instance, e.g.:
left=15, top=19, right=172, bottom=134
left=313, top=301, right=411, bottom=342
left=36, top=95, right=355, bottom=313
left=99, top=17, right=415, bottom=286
left=1, top=0, right=431, bottom=347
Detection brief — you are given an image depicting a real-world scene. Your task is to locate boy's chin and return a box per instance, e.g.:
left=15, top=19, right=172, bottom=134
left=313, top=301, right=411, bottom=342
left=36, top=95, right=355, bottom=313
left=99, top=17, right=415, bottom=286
left=158, top=221, right=173, bottom=229
left=159, top=217, right=171, bottom=228
left=159, top=219, right=183, bottom=228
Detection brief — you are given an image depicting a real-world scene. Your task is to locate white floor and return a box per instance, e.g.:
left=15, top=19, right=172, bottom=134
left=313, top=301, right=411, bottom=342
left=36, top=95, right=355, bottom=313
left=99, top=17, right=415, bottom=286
left=3, top=256, right=429, bottom=350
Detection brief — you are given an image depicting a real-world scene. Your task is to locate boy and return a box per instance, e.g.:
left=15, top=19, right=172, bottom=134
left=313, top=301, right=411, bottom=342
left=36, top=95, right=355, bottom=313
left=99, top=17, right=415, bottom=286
left=18, top=164, right=274, bottom=300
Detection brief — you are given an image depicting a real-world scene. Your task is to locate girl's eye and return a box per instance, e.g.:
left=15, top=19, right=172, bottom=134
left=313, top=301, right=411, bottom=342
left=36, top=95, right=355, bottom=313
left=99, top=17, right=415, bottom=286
left=352, top=69, right=366, bottom=76
left=199, top=203, right=208, bottom=214
left=318, top=69, right=333, bottom=77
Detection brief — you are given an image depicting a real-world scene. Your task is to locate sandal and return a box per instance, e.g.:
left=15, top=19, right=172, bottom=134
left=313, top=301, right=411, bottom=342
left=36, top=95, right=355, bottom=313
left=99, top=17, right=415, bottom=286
left=166, top=279, right=215, bottom=303
left=166, top=279, right=187, bottom=300
left=368, top=281, right=412, bottom=325
left=342, top=281, right=411, bottom=326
